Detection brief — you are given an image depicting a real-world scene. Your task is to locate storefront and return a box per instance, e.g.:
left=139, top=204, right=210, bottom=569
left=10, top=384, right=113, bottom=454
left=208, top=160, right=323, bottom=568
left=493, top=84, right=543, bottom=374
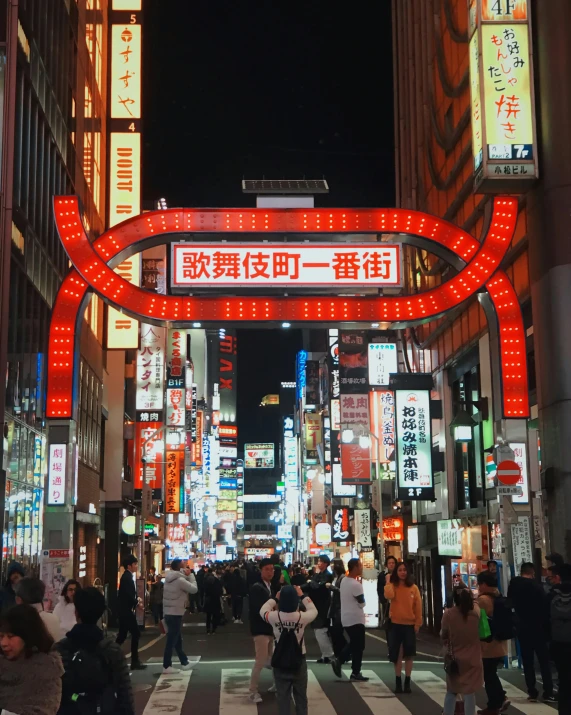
left=438, top=518, right=489, bottom=605
left=2, top=417, right=45, bottom=576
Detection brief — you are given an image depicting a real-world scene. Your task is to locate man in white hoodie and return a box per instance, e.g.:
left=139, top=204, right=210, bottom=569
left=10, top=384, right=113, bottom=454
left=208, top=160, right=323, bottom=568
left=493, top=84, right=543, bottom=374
left=162, top=559, right=198, bottom=674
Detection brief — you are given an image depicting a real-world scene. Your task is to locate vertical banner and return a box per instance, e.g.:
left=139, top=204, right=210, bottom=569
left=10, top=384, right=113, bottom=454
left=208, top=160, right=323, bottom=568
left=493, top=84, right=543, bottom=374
left=394, top=388, right=434, bottom=500
left=304, top=414, right=322, bottom=464
left=219, top=330, right=238, bottom=423
left=370, top=391, right=395, bottom=463
left=165, top=447, right=184, bottom=514
left=340, top=442, right=371, bottom=485
left=133, top=421, right=163, bottom=497
left=332, top=506, right=353, bottom=542
left=136, top=325, right=165, bottom=411
left=165, top=329, right=186, bottom=427
left=339, top=331, right=368, bottom=394
left=354, top=509, right=373, bottom=549
left=305, top=361, right=320, bottom=407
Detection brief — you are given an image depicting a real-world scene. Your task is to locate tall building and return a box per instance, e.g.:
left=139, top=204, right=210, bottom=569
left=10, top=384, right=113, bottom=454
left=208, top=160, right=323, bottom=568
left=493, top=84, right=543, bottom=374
left=0, top=0, right=109, bottom=579
left=391, top=0, right=565, bottom=627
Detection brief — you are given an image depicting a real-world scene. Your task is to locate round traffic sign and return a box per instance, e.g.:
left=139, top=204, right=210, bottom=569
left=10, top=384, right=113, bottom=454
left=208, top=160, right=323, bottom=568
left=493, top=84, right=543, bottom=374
left=497, top=459, right=521, bottom=486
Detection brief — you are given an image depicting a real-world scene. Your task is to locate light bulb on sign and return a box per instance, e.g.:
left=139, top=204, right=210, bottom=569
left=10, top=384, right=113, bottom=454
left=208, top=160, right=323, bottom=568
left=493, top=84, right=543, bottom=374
left=341, top=429, right=354, bottom=444
left=359, top=435, right=371, bottom=449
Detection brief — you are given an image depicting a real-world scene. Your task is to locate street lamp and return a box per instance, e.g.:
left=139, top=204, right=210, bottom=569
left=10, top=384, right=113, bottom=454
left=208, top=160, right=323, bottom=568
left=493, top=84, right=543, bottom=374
left=450, top=408, right=477, bottom=442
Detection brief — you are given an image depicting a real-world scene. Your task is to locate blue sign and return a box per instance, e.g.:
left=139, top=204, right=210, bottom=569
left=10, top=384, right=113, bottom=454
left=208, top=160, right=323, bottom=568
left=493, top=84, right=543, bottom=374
left=220, top=478, right=237, bottom=490
left=296, top=350, right=307, bottom=401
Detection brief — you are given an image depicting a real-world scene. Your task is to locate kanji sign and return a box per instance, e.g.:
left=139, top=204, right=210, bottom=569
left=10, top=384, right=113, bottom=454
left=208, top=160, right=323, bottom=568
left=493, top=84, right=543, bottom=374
left=165, top=447, right=184, bottom=514
left=171, top=243, right=402, bottom=287
left=340, top=394, right=369, bottom=428
left=332, top=507, right=353, bottom=542
left=166, top=329, right=186, bottom=386
left=340, top=442, right=371, bottom=485
left=136, top=325, right=165, bottom=411
left=510, top=442, right=529, bottom=504
left=370, top=391, right=395, bottom=464
left=395, top=389, right=434, bottom=500
left=47, top=444, right=66, bottom=505
left=133, top=421, right=163, bottom=492
left=354, top=509, right=372, bottom=549
left=339, top=331, right=368, bottom=394
left=111, top=24, right=141, bottom=119
left=511, top=515, right=533, bottom=568
left=437, top=519, right=463, bottom=557
left=368, top=343, right=398, bottom=386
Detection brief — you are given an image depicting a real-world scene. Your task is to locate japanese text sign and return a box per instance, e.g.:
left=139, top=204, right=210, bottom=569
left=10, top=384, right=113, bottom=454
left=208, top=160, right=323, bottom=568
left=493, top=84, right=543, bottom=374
left=166, top=329, right=187, bottom=386
left=136, top=325, right=165, bottom=411
left=339, top=331, right=369, bottom=394
left=511, top=515, right=533, bottom=568
left=395, top=389, right=434, bottom=500
left=111, top=25, right=141, bottom=119
left=354, top=509, right=372, bottom=549
left=245, top=443, right=274, bottom=469
left=332, top=463, right=356, bottom=497
left=165, top=448, right=184, bottom=514
left=510, top=441, right=529, bottom=504
left=133, top=421, right=163, bottom=492
left=368, top=343, right=398, bottom=386
left=437, top=519, right=463, bottom=557
left=48, top=444, right=67, bottom=505
left=370, top=391, right=395, bottom=464
left=340, top=442, right=371, bottom=485
left=304, top=413, right=322, bottom=464
left=332, top=507, right=353, bottom=542
left=171, top=243, right=401, bottom=288
left=340, top=394, right=369, bottom=429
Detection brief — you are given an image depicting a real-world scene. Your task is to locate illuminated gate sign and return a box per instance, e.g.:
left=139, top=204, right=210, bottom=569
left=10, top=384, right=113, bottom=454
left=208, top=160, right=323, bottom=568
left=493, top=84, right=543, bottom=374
left=468, top=0, right=538, bottom=191
left=394, top=388, right=434, bottom=500
left=171, top=244, right=402, bottom=288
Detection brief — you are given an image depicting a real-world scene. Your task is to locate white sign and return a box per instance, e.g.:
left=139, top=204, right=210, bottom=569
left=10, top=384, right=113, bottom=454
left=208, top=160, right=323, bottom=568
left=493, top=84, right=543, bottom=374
left=510, top=442, right=529, bottom=504
left=171, top=243, right=402, bottom=288
left=437, top=519, right=463, bottom=557
left=284, top=436, right=298, bottom=488
left=498, top=485, right=523, bottom=496
left=395, top=389, right=434, bottom=500
left=407, top=526, right=419, bottom=554
left=368, top=343, right=398, bottom=386
left=220, top=445, right=238, bottom=459
left=332, top=463, right=356, bottom=497
left=354, top=509, right=372, bottom=549
left=166, top=388, right=185, bottom=427
left=136, top=325, right=165, bottom=411
left=315, top=522, right=332, bottom=546
left=277, top=524, right=293, bottom=540
left=511, top=516, right=533, bottom=569
left=331, top=399, right=340, bottom=431
left=245, top=443, right=274, bottom=469
left=332, top=507, right=351, bottom=541
left=48, top=444, right=66, bottom=505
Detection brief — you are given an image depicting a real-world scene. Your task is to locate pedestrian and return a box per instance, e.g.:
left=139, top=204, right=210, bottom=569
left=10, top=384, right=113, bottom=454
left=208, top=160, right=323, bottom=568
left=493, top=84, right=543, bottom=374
left=477, top=570, right=510, bottom=715
left=149, top=574, right=164, bottom=625
left=260, top=585, right=317, bottom=715
left=301, top=555, right=334, bottom=663
left=384, top=561, right=422, bottom=693
left=162, top=559, right=197, bottom=674
left=0, top=562, right=24, bottom=614
left=0, top=604, right=63, bottom=715
left=270, top=553, right=291, bottom=593
left=15, top=576, right=63, bottom=642
left=248, top=558, right=276, bottom=703
left=548, top=564, right=571, bottom=715
left=116, top=555, right=146, bottom=670
left=196, top=564, right=208, bottom=610
left=56, top=587, right=135, bottom=715
left=377, top=555, right=397, bottom=631
left=441, top=586, right=483, bottom=715
left=330, top=557, right=369, bottom=682
left=290, top=567, right=307, bottom=588
left=53, top=579, right=81, bottom=634
left=507, top=562, right=555, bottom=703
left=231, top=564, right=247, bottom=623
left=547, top=552, right=565, bottom=569
left=203, top=568, right=223, bottom=635
left=326, top=559, right=346, bottom=658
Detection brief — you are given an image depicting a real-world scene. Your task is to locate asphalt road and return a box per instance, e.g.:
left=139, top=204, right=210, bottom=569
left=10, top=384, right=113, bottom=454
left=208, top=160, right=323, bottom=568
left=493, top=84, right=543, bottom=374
left=120, top=607, right=556, bottom=715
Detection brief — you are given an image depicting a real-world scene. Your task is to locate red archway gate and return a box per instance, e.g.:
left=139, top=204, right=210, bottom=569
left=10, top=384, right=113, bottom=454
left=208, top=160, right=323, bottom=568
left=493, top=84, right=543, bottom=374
left=48, top=196, right=528, bottom=420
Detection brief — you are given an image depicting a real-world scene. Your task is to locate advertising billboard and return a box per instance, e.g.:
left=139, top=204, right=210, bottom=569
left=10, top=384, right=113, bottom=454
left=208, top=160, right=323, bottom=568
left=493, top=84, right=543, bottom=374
left=395, top=388, right=434, bottom=500
left=339, top=331, right=368, bottom=394
left=244, top=443, right=275, bottom=469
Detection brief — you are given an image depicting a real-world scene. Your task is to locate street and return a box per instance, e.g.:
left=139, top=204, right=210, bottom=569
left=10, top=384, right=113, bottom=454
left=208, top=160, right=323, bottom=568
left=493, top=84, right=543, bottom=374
left=125, top=610, right=556, bottom=715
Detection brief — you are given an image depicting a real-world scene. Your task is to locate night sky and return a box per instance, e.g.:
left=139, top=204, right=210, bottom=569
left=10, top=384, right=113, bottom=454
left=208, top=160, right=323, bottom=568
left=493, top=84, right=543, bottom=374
left=142, top=1, right=395, bottom=443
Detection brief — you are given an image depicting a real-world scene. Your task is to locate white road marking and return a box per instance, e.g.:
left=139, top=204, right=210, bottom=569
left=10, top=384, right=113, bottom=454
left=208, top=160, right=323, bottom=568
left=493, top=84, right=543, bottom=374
left=141, top=668, right=192, bottom=715
left=306, top=669, right=337, bottom=715
left=500, top=678, right=556, bottom=715
left=220, top=669, right=258, bottom=714
left=138, top=633, right=165, bottom=652
left=343, top=668, right=412, bottom=714
left=413, top=670, right=448, bottom=708
left=365, top=631, right=442, bottom=659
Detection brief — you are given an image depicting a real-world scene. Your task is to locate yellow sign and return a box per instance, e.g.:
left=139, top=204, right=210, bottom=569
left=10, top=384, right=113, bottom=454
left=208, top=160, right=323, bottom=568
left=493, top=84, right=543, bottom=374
left=261, top=394, right=279, bottom=406
left=469, top=32, right=483, bottom=171
left=482, top=24, right=533, bottom=149
left=112, top=0, right=142, bottom=9
left=480, top=0, right=527, bottom=22
left=110, top=24, right=141, bottom=120
left=107, top=256, right=141, bottom=348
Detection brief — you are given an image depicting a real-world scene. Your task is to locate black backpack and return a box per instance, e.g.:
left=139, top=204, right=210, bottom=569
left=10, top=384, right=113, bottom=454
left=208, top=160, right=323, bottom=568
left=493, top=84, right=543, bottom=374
left=270, top=613, right=303, bottom=671
left=551, top=589, right=571, bottom=644
left=489, top=595, right=516, bottom=641
left=62, top=645, right=115, bottom=715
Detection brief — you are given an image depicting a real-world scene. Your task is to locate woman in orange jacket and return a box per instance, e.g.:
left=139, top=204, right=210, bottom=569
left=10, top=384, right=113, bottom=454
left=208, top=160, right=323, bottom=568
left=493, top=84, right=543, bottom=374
left=384, top=562, right=422, bottom=694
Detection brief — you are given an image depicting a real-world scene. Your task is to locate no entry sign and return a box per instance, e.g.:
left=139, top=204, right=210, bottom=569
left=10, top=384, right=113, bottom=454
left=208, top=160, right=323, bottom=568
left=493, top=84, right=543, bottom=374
left=497, top=459, right=521, bottom=486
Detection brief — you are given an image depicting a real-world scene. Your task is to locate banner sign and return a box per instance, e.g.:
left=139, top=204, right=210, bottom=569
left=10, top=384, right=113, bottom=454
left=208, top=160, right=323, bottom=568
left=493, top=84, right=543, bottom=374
left=332, top=463, right=356, bottom=497
left=354, top=509, right=372, bottom=549
left=171, top=243, right=402, bottom=288
left=304, top=413, right=322, bottom=464
left=47, top=444, right=66, bottom=505
left=395, top=388, right=434, bottom=500
left=136, top=325, right=165, bottom=411
left=332, top=506, right=353, bottom=542
left=165, top=447, right=184, bottom=514
left=370, top=390, right=395, bottom=463
left=368, top=343, right=398, bottom=386
left=245, top=443, right=274, bottom=469
left=339, top=331, right=368, bottom=394
left=340, top=442, right=371, bottom=485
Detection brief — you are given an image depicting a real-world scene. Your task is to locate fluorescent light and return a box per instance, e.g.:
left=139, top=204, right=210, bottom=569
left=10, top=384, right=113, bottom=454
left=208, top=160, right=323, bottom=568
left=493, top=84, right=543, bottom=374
left=282, top=322, right=291, bottom=328
left=192, top=322, right=201, bottom=328
left=371, top=322, right=380, bottom=328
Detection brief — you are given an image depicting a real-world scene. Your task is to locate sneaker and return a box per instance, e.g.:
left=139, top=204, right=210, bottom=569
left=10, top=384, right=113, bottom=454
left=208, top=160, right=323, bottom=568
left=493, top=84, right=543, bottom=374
left=350, top=673, right=369, bottom=682
left=543, top=694, right=558, bottom=703
left=500, top=698, right=511, bottom=712
left=162, top=667, right=180, bottom=675
left=249, top=693, right=263, bottom=704
left=180, top=663, right=194, bottom=671
left=237, top=619, right=243, bottom=624
left=316, top=657, right=331, bottom=664
left=330, top=657, right=342, bottom=678
left=131, top=662, right=147, bottom=670
left=267, top=684, right=277, bottom=694
left=527, top=695, right=538, bottom=703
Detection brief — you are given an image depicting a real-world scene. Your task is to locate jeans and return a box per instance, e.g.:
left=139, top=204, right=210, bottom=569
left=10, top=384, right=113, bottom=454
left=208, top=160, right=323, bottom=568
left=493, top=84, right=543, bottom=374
left=116, top=610, right=140, bottom=663
left=339, top=624, right=365, bottom=675
left=232, top=596, right=243, bottom=620
left=443, top=692, right=476, bottom=715
left=483, top=658, right=505, bottom=710
left=518, top=629, right=553, bottom=697
left=314, top=627, right=334, bottom=658
left=250, top=634, right=274, bottom=693
left=162, top=615, right=189, bottom=669
left=274, top=657, right=308, bottom=715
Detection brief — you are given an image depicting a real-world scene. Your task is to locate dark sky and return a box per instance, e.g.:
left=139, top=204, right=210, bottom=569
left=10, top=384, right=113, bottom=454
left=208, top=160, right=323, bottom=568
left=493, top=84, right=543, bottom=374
left=142, top=2, right=395, bottom=443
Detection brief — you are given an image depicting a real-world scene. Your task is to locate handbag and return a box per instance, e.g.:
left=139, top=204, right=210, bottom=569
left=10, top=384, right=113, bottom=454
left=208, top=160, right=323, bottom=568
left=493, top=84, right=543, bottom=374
left=478, top=606, right=492, bottom=641
left=443, top=639, right=459, bottom=676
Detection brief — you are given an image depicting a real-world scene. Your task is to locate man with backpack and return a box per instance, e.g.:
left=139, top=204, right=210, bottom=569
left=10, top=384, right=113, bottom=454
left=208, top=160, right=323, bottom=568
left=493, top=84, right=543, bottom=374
left=56, top=586, right=135, bottom=715
left=260, top=584, right=317, bottom=715
left=507, top=562, right=555, bottom=703
left=548, top=564, right=571, bottom=714
left=477, top=570, right=512, bottom=715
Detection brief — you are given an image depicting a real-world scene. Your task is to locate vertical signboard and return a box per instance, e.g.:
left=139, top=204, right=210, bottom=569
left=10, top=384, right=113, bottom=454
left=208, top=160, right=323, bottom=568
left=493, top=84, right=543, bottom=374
left=136, top=325, right=165, bottom=411
left=305, top=361, right=320, bottom=407
left=165, top=447, right=184, bottom=514
left=296, top=350, right=308, bottom=403
left=468, top=0, right=537, bottom=190
left=339, top=331, right=368, bottom=394
left=165, top=329, right=186, bottom=427
left=368, top=343, right=398, bottom=386
left=354, top=509, right=372, bottom=549
left=510, top=441, right=529, bottom=504
left=304, top=414, right=322, bottom=464
left=394, top=388, right=434, bottom=500
left=47, top=444, right=67, bottom=505
left=133, top=421, right=163, bottom=497
left=219, top=330, right=237, bottom=423
left=370, top=390, right=395, bottom=464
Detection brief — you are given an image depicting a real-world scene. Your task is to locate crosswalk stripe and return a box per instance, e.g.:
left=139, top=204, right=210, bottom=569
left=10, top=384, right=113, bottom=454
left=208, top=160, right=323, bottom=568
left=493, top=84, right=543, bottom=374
left=499, top=678, right=556, bottom=714
left=220, top=669, right=257, bottom=714
left=413, top=670, right=447, bottom=708
left=141, top=669, right=192, bottom=715
left=307, top=669, right=338, bottom=715
left=343, top=669, right=414, bottom=714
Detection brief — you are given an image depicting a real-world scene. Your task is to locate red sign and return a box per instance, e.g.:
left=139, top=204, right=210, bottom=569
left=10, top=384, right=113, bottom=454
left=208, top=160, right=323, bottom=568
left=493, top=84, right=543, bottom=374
left=497, top=459, right=521, bottom=485
left=165, top=447, right=184, bottom=513
left=219, top=425, right=238, bottom=438
left=341, top=442, right=371, bottom=485
left=48, top=549, right=71, bottom=559
left=134, top=422, right=163, bottom=491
